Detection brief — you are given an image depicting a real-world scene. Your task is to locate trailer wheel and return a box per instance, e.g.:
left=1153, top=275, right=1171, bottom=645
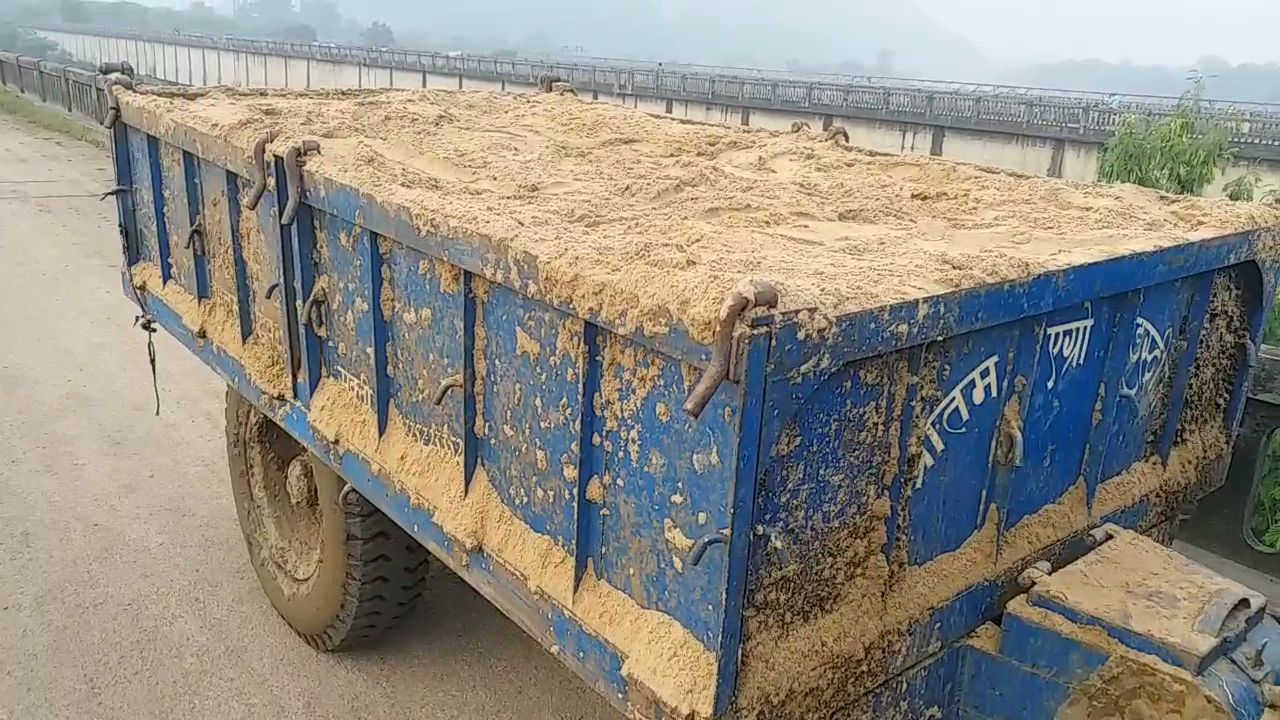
left=224, top=388, right=429, bottom=650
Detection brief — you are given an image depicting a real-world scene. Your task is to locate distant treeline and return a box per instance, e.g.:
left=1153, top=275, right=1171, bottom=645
left=2, top=0, right=395, bottom=53
left=1003, top=56, right=1280, bottom=105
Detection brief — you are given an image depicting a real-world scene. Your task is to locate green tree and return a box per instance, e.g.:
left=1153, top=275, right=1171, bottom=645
left=1098, top=77, right=1236, bottom=196
left=1224, top=171, right=1261, bottom=202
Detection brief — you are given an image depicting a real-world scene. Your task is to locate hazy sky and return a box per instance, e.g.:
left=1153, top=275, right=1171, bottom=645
left=147, top=0, right=1280, bottom=69
left=916, top=0, right=1280, bottom=66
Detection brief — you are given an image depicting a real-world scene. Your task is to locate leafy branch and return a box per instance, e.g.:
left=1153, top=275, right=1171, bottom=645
left=1099, top=76, right=1236, bottom=196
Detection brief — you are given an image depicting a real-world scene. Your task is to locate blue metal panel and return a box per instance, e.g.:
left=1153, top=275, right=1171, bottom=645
left=110, top=123, right=139, bottom=267
left=1156, top=273, right=1214, bottom=460
left=998, top=300, right=1115, bottom=533
left=1224, top=265, right=1271, bottom=438
left=853, top=643, right=964, bottom=719
left=277, top=160, right=318, bottom=401
left=157, top=141, right=195, bottom=295
left=1096, top=281, right=1192, bottom=481
left=750, top=352, right=906, bottom=580
left=311, top=212, right=375, bottom=393
left=886, top=345, right=926, bottom=564
left=380, top=240, right=465, bottom=480
left=886, top=580, right=1007, bottom=690
left=223, top=171, right=253, bottom=342
left=908, top=323, right=1020, bottom=563
left=959, top=649, right=1071, bottom=720
left=182, top=151, right=210, bottom=300
left=573, top=322, right=605, bottom=591
left=476, top=281, right=584, bottom=550
left=124, top=127, right=157, bottom=267
left=143, top=134, right=172, bottom=282
left=715, top=330, right=770, bottom=715
left=998, top=610, right=1108, bottom=683
left=191, top=158, right=240, bottom=332
left=593, top=331, right=739, bottom=649
left=253, top=159, right=296, bottom=389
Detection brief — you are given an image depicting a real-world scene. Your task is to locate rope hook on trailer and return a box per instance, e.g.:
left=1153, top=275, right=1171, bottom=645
left=133, top=312, right=160, bottom=416
left=184, top=217, right=205, bottom=255
left=280, top=140, right=321, bottom=226
left=244, top=132, right=276, bottom=212
left=124, top=267, right=161, bottom=416
left=683, top=279, right=779, bottom=419
left=100, top=185, right=131, bottom=201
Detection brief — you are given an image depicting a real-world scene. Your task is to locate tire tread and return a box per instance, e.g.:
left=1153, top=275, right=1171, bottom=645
left=301, top=490, right=430, bottom=651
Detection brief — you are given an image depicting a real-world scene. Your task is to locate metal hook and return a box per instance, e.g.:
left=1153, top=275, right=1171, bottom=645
left=688, top=530, right=730, bottom=566
left=101, top=73, right=134, bottom=129
left=280, top=140, right=320, bottom=226
left=299, top=281, right=328, bottom=337
left=244, top=132, right=275, bottom=211
left=184, top=218, right=205, bottom=255
left=432, top=374, right=463, bottom=405
left=683, top=279, right=779, bottom=419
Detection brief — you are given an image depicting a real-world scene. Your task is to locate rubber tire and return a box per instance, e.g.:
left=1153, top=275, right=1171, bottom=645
left=225, top=388, right=429, bottom=650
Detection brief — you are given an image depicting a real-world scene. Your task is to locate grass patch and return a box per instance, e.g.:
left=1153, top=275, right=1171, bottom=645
left=0, top=87, right=107, bottom=149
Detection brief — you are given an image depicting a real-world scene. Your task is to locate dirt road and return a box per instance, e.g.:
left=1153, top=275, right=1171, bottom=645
left=0, top=114, right=615, bottom=719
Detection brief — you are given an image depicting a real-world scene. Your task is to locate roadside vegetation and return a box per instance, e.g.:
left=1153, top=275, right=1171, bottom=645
left=1098, top=77, right=1234, bottom=196
left=0, top=87, right=105, bottom=148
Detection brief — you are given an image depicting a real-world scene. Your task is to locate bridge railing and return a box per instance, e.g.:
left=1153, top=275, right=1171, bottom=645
left=31, top=24, right=1280, bottom=147
left=0, top=52, right=109, bottom=125
left=12, top=29, right=1280, bottom=153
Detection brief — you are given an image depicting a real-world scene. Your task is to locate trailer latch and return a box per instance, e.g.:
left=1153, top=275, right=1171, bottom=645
left=102, top=73, right=135, bottom=129
left=280, top=140, right=321, bottom=226
left=300, top=280, right=328, bottom=338
left=184, top=218, right=205, bottom=255
left=688, top=529, right=730, bottom=566
left=683, top=279, right=779, bottom=419
left=244, top=132, right=276, bottom=212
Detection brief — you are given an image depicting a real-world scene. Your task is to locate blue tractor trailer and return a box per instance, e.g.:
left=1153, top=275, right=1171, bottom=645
left=98, top=78, right=1280, bottom=719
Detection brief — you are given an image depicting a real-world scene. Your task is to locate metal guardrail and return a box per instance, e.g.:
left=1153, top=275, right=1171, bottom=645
left=0, top=52, right=108, bottom=124
left=33, top=24, right=1280, bottom=147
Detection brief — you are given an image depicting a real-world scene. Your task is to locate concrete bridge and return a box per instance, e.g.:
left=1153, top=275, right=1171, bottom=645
left=28, top=24, right=1280, bottom=195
